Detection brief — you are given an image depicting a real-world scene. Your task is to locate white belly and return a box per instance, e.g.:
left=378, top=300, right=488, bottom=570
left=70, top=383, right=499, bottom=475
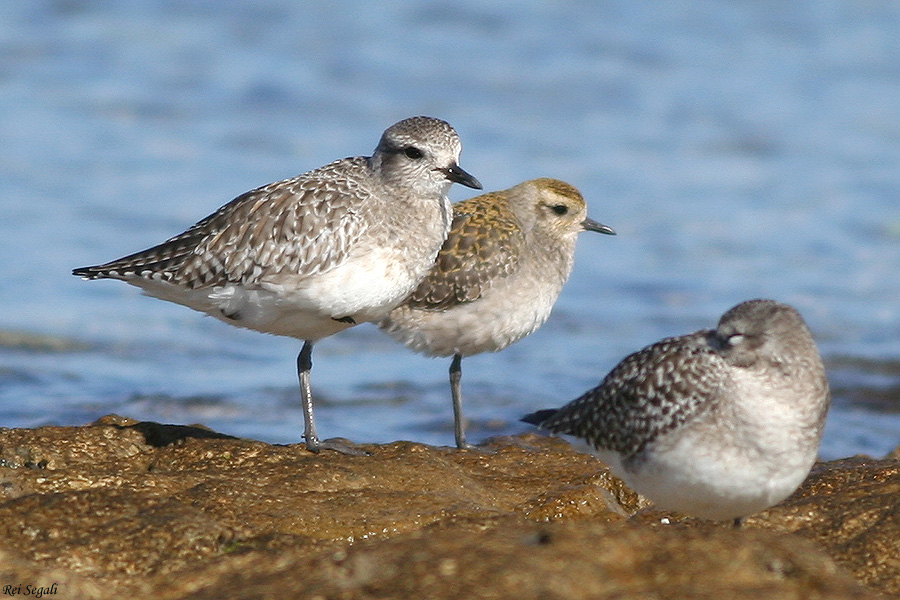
left=606, top=412, right=818, bottom=520
left=382, top=276, right=559, bottom=357
left=124, top=245, right=428, bottom=341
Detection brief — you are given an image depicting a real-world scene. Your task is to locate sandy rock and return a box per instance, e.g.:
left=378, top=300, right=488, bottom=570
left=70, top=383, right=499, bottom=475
left=0, top=548, right=104, bottom=600
left=157, top=519, right=876, bottom=600
left=751, top=456, right=900, bottom=597
left=0, top=416, right=895, bottom=599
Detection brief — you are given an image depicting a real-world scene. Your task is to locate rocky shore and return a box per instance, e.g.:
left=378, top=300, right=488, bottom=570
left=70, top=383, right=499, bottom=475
left=0, top=415, right=897, bottom=599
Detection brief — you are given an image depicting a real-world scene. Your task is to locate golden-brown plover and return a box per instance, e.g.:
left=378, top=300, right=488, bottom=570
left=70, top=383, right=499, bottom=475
left=73, top=116, right=481, bottom=454
left=380, top=178, right=615, bottom=448
left=523, top=299, right=830, bottom=524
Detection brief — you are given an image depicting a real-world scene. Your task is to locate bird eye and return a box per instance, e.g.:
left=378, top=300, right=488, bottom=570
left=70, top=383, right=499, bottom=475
left=404, top=146, right=424, bottom=159
left=551, top=204, right=569, bottom=216
left=727, top=334, right=745, bottom=346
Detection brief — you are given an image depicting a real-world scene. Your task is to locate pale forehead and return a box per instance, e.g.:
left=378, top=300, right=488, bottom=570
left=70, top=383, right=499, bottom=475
left=382, top=116, right=461, bottom=152
left=532, top=178, right=586, bottom=208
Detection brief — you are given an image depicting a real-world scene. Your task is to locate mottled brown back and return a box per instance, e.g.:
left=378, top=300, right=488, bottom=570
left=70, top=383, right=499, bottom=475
left=404, top=191, right=525, bottom=310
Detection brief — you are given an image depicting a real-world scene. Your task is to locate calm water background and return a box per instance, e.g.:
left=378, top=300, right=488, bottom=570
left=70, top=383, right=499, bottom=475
left=2, top=1, right=899, bottom=460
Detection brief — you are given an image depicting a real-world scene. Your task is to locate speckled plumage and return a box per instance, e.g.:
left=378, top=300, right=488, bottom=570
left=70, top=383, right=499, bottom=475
left=403, top=189, right=523, bottom=310
left=73, top=116, right=481, bottom=453
left=523, top=299, right=831, bottom=521
left=380, top=178, right=615, bottom=448
left=527, top=331, right=723, bottom=458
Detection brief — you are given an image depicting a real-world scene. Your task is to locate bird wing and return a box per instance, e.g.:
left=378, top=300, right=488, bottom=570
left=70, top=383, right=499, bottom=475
left=534, top=332, right=727, bottom=458
left=74, top=158, right=371, bottom=289
left=405, top=192, right=523, bottom=310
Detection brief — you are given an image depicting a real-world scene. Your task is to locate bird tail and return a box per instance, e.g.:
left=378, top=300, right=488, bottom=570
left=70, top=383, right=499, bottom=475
left=520, top=409, right=558, bottom=426
left=72, top=266, right=107, bottom=280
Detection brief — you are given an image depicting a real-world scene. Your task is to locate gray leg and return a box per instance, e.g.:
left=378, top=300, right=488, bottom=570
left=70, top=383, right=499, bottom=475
left=298, top=341, right=321, bottom=452
left=297, top=341, right=367, bottom=456
left=450, top=353, right=474, bottom=449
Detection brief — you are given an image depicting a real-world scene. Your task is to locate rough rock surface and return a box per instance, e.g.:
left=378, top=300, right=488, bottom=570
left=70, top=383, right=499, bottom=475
left=0, top=415, right=896, bottom=599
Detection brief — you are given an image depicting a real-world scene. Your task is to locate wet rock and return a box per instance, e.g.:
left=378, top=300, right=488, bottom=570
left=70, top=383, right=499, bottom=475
left=0, top=416, right=895, bottom=599
left=0, top=549, right=104, bottom=600
left=750, top=455, right=900, bottom=597
left=152, top=519, right=875, bottom=600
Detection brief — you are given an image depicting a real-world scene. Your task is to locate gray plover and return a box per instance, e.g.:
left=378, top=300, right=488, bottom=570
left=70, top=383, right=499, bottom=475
left=73, top=116, right=481, bottom=454
left=523, top=299, right=830, bottom=524
left=379, top=178, right=615, bottom=448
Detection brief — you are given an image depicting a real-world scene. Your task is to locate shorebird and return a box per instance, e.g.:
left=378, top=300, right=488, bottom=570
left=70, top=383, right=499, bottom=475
left=74, top=116, right=481, bottom=453
left=523, top=299, right=830, bottom=524
left=380, top=178, right=614, bottom=448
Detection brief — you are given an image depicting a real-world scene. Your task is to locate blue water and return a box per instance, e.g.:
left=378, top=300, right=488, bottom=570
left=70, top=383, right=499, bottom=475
left=2, top=1, right=899, bottom=460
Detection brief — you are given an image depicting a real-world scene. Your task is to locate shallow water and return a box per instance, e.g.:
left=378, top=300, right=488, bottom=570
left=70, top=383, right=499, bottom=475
left=1, top=1, right=899, bottom=460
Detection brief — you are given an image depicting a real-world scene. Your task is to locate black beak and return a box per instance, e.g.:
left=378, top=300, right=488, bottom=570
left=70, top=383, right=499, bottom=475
left=582, top=217, right=615, bottom=235
left=443, top=163, right=482, bottom=189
